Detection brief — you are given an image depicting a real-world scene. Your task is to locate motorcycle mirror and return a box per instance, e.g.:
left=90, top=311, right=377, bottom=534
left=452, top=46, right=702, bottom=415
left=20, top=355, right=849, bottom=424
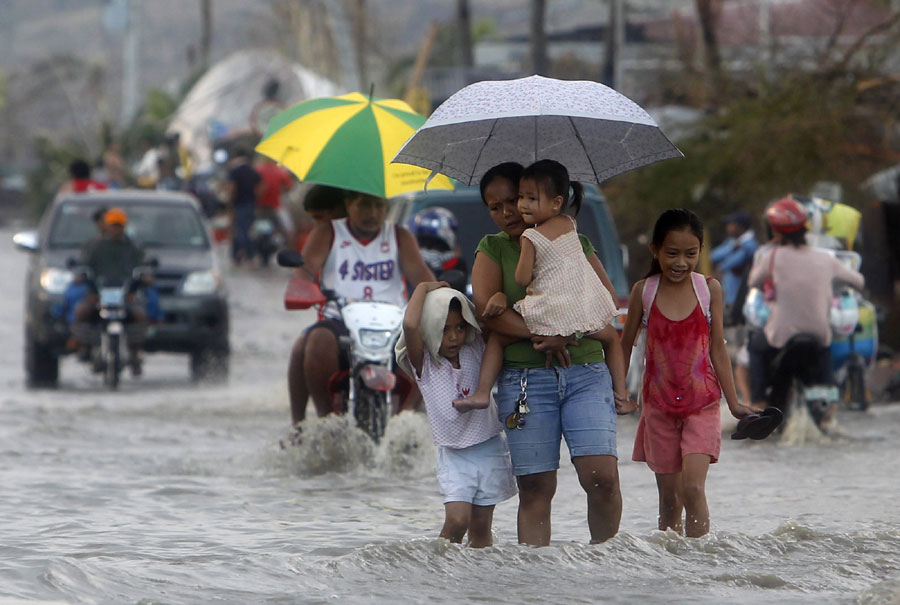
left=66, top=257, right=78, bottom=269
left=437, top=269, right=467, bottom=292
left=276, top=249, right=304, bottom=268
left=147, top=257, right=160, bottom=268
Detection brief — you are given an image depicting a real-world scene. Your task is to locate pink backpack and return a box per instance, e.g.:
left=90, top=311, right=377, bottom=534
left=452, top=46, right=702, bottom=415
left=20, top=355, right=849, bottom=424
left=641, top=272, right=712, bottom=328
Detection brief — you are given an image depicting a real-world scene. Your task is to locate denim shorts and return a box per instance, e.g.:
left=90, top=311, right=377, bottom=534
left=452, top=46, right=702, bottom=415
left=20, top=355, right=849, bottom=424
left=495, top=363, right=618, bottom=476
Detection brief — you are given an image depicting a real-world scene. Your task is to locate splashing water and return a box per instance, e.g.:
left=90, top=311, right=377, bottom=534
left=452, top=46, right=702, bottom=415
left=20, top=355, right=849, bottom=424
left=273, top=411, right=435, bottom=477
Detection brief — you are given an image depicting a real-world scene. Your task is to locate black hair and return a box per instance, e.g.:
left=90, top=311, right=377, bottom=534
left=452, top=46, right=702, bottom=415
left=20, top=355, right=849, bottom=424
left=448, top=297, right=462, bottom=314
left=646, top=208, right=705, bottom=277
left=520, top=159, right=583, bottom=216
left=304, top=184, right=347, bottom=213
left=69, top=159, right=91, bottom=180
left=92, top=206, right=109, bottom=223
left=479, top=162, right=524, bottom=205
left=780, top=227, right=807, bottom=247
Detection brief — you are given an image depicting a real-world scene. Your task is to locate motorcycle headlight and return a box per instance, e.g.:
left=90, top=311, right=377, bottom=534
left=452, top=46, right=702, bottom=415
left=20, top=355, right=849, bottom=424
left=40, top=268, right=73, bottom=294
left=359, top=329, right=392, bottom=349
left=181, top=270, right=219, bottom=295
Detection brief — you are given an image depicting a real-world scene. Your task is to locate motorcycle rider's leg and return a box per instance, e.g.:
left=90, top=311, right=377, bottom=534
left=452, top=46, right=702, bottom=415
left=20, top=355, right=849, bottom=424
left=467, top=504, right=496, bottom=548
left=680, top=453, right=711, bottom=538
left=748, top=331, right=774, bottom=409
left=304, top=326, right=340, bottom=416
left=72, top=296, right=98, bottom=360
left=126, top=305, right=147, bottom=376
left=287, top=333, right=310, bottom=424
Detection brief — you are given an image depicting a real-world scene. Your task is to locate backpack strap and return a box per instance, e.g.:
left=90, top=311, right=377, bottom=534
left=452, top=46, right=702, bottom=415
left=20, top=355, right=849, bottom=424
left=691, top=272, right=712, bottom=324
left=641, top=274, right=660, bottom=327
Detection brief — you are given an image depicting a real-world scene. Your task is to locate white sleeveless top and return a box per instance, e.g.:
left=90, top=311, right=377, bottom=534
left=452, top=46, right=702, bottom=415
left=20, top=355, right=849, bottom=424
left=320, top=219, right=406, bottom=318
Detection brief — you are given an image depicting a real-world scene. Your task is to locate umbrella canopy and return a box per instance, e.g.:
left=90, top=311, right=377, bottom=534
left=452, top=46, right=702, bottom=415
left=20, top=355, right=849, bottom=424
left=255, top=92, right=453, bottom=199
left=392, top=75, right=683, bottom=185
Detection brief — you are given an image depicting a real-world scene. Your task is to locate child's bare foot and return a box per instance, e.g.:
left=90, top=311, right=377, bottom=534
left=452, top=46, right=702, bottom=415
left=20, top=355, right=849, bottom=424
left=452, top=394, right=490, bottom=413
left=614, top=393, right=637, bottom=415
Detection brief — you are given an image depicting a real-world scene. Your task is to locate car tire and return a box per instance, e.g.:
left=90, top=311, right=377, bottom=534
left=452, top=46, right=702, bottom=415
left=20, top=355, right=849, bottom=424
left=25, top=335, right=59, bottom=389
left=190, top=347, right=229, bottom=383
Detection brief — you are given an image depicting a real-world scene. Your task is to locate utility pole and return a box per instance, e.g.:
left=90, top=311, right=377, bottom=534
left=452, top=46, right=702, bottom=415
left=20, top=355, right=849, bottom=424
left=602, top=0, right=624, bottom=89
left=200, top=0, right=212, bottom=72
left=457, top=0, right=474, bottom=69
left=530, top=0, right=548, bottom=75
left=353, top=0, right=368, bottom=91
left=120, top=0, right=140, bottom=126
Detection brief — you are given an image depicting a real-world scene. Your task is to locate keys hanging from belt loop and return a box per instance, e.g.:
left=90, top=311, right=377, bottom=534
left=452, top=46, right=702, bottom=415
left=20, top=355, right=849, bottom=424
left=506, top=372, right=530, bottom=430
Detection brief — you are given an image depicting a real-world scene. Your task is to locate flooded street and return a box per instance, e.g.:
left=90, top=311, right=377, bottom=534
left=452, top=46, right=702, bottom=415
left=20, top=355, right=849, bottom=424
left=1, top=225, right=899, bottom=604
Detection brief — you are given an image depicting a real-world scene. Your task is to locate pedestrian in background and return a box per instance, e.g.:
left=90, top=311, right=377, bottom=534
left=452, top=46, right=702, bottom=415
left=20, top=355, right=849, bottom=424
left=225, top=148, right=262, bottom=266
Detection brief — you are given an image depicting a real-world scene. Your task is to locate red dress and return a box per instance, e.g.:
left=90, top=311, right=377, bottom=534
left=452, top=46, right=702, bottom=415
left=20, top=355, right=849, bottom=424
left=632, top=298, right=722, bottom=474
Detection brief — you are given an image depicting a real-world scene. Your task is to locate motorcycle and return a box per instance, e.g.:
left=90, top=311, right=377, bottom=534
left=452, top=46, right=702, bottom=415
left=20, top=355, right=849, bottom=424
left=277, top=249, right=411, bottom=442
left=251, top=216, right=285, bottom=267
left=743, top=249, right=876, bottom=430
left=68, top=261, right=155, bottom=390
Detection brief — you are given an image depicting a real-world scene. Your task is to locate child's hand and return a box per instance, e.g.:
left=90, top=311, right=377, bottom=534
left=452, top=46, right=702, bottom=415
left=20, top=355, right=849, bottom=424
left=482, top=292, right=508, bottom=318
left=727, top=401, right=756, bottom=419
left=614, top=392, right=637, bottom=415
left=452, top=395, right=490, bottom=413
left=418, top=281, right=449, bottom=293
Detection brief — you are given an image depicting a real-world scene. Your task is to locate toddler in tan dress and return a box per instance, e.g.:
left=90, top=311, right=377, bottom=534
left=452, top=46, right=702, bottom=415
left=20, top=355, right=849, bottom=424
left=454, top=159, right=632, bottom=414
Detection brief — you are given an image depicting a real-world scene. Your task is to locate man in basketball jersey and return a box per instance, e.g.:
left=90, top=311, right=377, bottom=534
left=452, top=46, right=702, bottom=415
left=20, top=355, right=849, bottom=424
left=287, top=192, right=434, bottom=424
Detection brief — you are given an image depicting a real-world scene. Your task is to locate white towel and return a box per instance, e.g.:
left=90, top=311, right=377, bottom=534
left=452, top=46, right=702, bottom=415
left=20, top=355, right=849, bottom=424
left=395, top=288, right=481, bottom=377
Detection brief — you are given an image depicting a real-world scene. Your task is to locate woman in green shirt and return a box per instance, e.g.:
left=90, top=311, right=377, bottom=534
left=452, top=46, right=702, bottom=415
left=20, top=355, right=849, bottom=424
left=471, top=162, right=623, bottom=546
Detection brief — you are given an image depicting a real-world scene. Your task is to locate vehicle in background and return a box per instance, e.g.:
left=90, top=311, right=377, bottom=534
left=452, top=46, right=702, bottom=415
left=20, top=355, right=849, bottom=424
left=388, top=184, right=630, bottom=306
left=14, top=190, right=230, bottom=387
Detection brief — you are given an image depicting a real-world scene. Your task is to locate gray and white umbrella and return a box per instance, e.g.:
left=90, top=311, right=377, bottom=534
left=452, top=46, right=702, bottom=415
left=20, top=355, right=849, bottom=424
left=392, top=75, right=683, bottom=185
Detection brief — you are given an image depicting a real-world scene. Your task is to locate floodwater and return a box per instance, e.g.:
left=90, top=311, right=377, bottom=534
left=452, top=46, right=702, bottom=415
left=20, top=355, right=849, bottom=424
left=1, top=226, right=898, bottom=604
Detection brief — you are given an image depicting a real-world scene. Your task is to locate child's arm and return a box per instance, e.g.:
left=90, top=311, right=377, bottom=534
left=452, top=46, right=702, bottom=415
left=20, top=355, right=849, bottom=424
left=587, top=253, right=619, bottom=310
left=619, top=280, right=646, bottom=379
left=483, top=291, right=508, bottom=318
left=401, top=281, right=449, bottom=377
left=590, top=324, right=636, bottom=414
left=515, top=236, right=536, bottom=287
left=707, top=278, right=755, bottom=419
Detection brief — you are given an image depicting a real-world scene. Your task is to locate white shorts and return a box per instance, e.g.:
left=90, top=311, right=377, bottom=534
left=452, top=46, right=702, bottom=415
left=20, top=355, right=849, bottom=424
left=436, top=434, right=517, bottom=506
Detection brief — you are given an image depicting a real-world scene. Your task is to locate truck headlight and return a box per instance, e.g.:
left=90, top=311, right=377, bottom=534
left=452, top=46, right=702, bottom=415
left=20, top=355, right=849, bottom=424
left=181, top=270, right=219, bottom=295
left=359, top=329, right=392, bottom=349
left=40, top=268, right=73, bottom=294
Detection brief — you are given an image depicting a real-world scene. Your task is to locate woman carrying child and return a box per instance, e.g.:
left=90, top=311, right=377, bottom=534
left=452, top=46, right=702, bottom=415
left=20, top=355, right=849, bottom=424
left=463, top=161, right=628, bottom=546
left=620, top=209, right=756, bottom=537
left=396, top=282, right=517, bottom=547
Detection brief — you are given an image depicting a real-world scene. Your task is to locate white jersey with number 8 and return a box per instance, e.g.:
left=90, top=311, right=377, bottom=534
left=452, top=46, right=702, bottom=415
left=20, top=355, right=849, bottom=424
left=320, top=219, right=406, bottom=317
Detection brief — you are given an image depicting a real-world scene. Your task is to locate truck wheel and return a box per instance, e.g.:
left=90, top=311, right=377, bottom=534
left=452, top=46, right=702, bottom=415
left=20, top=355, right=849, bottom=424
left=25, top=336, right=59, bottom=389
left=190, top=348, right=229, bottom=383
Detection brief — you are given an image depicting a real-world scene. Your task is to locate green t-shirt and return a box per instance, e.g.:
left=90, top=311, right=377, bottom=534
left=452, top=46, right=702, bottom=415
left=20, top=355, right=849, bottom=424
left=475, top=231, right=606, bottom=369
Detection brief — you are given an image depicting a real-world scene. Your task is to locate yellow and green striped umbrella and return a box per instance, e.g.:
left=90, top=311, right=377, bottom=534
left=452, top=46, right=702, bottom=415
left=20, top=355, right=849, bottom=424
left=254, top=92, right=453, bottom=199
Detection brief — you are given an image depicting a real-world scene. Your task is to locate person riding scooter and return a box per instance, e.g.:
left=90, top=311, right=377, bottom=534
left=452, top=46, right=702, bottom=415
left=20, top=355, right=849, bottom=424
left=286, top=191, right=434, bottom=425
left=71, top=208, right=150, bottom=376
left=407, top=207, right=468, bottom=286
left=746, top=197, right=865, bottom=412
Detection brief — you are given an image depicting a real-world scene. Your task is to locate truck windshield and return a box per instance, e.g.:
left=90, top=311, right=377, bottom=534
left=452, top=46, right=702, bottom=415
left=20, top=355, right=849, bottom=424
left=49, top=202, right=210, bottom=249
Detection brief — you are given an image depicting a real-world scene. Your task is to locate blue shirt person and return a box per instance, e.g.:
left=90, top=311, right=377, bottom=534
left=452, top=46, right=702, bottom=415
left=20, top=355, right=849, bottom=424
left=710, top=210, right=759, bottom=307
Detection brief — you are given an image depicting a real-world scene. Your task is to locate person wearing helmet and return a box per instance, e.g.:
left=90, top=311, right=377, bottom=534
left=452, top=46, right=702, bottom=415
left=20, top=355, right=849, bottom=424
left=407, top=207, right=468, bottom=285
left=745, top=197, right=865, bottom=409
left=72, top=208, right=150, bottom=375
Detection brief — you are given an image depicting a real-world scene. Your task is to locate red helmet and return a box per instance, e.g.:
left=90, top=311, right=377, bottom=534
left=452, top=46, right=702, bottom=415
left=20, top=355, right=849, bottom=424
left=765, top=197, right=809, bottom=233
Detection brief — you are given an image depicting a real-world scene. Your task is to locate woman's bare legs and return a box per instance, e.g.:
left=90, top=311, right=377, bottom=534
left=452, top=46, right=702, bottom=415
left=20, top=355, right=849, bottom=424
left=516, top=471, right=557, bottom=546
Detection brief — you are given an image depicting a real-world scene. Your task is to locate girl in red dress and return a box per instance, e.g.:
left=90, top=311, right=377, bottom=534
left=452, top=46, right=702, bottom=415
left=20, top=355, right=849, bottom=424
left=620, top=209, right=755, bottom=537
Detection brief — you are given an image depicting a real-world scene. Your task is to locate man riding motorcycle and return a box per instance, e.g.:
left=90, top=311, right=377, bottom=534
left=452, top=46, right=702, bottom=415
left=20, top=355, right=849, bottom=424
left=72, top=208, right=150, bottom=375
left=407, top=207, right=468, bottom=283
left=746, top=197, right=865, bottom=411
left=286, top=191, right=434, bottom=425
